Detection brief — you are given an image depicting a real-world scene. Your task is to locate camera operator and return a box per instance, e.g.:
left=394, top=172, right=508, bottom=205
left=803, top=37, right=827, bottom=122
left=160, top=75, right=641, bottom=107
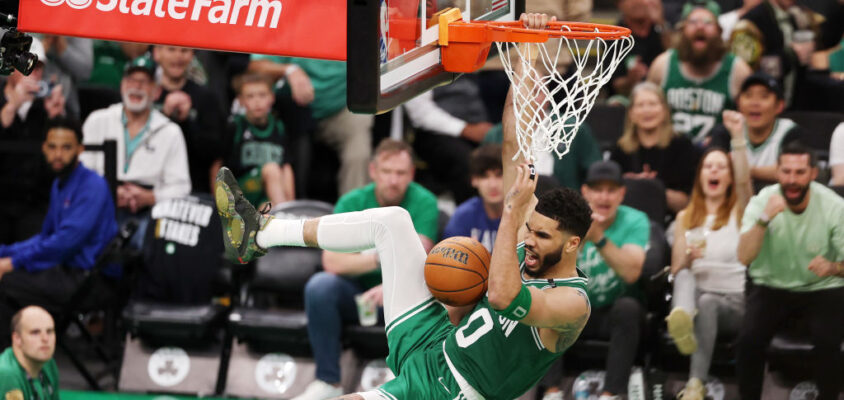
left=0, top=37, right=66, bottom=244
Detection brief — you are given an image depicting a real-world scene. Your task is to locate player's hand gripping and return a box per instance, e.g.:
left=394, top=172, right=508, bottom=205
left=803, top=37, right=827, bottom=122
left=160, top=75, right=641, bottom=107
left=504, top=164, right=537, bottom=218
left=519, top=13, right=556, bottom=29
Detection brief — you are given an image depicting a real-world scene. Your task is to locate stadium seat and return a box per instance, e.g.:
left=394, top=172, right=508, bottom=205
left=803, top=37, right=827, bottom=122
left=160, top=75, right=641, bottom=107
left=780, top=111, right=844, bottom=160
left=622, top=178, right=667, bottom=224
left=831, top=185, right=844, bottom=198
left=585, top=104, right=626, bottom=151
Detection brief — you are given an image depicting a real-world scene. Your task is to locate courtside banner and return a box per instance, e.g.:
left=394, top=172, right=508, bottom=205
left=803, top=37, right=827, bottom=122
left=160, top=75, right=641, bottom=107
left=17, top=0, right=346, bottom=60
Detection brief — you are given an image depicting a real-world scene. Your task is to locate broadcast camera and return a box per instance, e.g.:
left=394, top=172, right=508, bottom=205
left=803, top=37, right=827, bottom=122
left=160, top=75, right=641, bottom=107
left=0, top=13, right=38, bottom=76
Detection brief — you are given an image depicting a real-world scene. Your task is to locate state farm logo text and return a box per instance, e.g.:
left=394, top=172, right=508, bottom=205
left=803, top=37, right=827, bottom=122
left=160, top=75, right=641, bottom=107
left=40, top=0, right=282, bottom=28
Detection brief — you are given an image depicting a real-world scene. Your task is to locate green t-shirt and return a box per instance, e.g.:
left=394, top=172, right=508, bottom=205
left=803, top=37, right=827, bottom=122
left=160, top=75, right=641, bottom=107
left=576, top=205, right=650, bottom=308
left=0, top=347, right=60, bottom=400
left=333, top=182, right=439, bottom=288
left=482, top=122, right=602, bottom=189
left=249, top=55, right=347, bottom=120
left=86, top=40, right=129, bottom=90
left=741, top=182, right=844, bottom=291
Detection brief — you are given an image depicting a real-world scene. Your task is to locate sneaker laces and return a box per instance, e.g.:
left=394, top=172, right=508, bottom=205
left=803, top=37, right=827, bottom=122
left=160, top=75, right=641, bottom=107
left=259, top=202, right=272, bottom=215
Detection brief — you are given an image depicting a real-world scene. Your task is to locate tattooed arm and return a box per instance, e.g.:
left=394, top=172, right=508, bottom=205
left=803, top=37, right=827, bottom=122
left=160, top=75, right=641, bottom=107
left=523, top=286, right=591, bottom=353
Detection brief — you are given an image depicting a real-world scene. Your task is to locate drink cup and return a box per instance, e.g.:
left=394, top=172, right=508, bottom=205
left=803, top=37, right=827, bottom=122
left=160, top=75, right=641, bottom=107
left=355, top=294, right=378, bottom=327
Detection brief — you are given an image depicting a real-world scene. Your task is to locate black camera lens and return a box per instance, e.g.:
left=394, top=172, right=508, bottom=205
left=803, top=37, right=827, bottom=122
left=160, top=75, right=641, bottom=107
left=9, top=51, right=36, bottom=76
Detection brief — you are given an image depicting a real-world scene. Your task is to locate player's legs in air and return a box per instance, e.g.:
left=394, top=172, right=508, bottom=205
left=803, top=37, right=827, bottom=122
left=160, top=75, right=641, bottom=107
left=216, top=167, right=461, bottom=398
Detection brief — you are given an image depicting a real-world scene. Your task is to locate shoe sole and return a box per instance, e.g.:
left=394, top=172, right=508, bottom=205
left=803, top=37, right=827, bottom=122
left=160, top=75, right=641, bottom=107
left=215, top=168, right=249, bottom=264
left=666, top=308, right=698, bottom=355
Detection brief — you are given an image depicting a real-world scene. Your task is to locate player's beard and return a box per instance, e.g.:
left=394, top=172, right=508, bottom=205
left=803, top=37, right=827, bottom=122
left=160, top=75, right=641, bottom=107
left=677, top=33, right=726, bottom=68
left=524, top=244, right=564, bottom=278
left=780, top=182, right=810, bottom=205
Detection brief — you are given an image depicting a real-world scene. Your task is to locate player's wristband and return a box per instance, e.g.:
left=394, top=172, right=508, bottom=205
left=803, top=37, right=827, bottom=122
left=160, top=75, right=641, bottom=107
left=497, top=285, right=532, bottom=320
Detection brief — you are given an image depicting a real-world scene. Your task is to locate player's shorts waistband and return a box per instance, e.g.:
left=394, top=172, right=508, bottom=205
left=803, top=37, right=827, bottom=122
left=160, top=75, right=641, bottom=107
left=442, top=342, right=485, bottom=400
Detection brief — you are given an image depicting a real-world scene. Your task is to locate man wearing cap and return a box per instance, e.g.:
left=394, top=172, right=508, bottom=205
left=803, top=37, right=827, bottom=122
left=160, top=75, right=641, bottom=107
left=81, top=55, right=191, bottom=248
left=648, top=0, right=752, bottom=143
left=543, top=161, right=650, bottom=400
left=709, top=72, right=803, bottom=185
left=0, top=306, right=59, bottom=400
left=0, top=37, right=67, bottom=244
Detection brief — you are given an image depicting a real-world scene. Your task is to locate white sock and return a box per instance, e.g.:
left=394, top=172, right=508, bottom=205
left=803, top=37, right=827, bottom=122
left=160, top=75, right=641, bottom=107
left=256, top=218, right=306, bottom=248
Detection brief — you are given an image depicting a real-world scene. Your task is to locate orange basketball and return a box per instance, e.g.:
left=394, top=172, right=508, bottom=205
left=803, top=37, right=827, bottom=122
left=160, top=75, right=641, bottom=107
left=424, top=236, right=491, bottom=307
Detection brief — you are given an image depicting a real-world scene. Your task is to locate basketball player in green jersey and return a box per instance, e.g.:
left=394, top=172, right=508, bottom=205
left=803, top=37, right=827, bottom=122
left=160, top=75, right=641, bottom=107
left=648, top=1, right=751, bottom=143
left=214, top=14, right=594, bottom=399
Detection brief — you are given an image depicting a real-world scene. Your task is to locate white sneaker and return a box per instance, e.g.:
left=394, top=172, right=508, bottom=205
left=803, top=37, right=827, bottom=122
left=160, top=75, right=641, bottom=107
left=292, top=380, right=343, bottom=400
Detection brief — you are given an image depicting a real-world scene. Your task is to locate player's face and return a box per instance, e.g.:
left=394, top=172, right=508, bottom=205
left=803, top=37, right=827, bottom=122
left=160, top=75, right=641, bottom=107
left=738, top=85, right=783, bottom=131
left=154, top=46, right=194, bottom=80
left=43, top=128, right=83, bottom=175
left=581, top=181, right=625, bottom=220
left=699, top=150, right=732, bottom=198
left=522, top=212, right=567, bottom=277
left=13, top=309, right=56, bottom=364
left=121, top=71, right=157, bottom=113
left=239, top=83, right=275, bottom=123
left=471, top=169, right=504, bottom=205
left=629, top=89, right=666, bottom=132
left=777, top=154, right=816, bottom=206
left=370, top=151, right=414, bottom=207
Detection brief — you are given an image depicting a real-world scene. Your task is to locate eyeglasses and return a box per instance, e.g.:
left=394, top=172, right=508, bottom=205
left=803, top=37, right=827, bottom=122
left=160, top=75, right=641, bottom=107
left=123, top=76, right=154, bottom=86
left=686, top=17, right=716, bottom=27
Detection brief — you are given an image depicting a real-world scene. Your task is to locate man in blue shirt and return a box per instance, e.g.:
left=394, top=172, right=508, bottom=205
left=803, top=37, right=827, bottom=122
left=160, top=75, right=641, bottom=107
left=0, top=118, right=117, bottom=346
left=442, top=144, right=503, bottom=252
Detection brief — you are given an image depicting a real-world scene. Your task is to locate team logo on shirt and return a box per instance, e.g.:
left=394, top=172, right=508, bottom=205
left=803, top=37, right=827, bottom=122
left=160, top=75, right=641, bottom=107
left=4, top=390, right=24, bottom=400
left=148, top=347, right=190, bottom=387
left=254, top=353, right=297, bottom=394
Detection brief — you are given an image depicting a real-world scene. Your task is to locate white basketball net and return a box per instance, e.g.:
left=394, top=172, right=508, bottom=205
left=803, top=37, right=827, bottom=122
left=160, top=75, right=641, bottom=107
left=497, top=31, right=634, bottom=162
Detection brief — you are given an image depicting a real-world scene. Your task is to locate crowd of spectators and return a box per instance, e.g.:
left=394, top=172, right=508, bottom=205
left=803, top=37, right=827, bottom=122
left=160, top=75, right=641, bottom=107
left=0, top=0, right=842, bottom=397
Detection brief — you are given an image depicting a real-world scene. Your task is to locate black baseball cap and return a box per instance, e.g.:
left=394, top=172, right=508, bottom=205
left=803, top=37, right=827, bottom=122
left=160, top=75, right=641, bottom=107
left=740, top=72, right=783, bottom=99
left=585, top=161, right=624, bottom=186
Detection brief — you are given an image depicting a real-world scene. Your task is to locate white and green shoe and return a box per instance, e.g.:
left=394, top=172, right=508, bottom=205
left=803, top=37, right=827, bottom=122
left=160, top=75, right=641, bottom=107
left=215, top=167, right=273, bottom=264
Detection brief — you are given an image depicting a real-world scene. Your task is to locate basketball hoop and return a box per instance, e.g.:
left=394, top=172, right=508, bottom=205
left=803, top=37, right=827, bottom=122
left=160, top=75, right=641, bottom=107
left=438, top=10, right=634, bottom=162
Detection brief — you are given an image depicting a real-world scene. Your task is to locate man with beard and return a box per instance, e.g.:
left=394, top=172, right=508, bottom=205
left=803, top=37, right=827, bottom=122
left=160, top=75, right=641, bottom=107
left=152, top=45, right=226, bottom=193
left=81, top=56, right=191, bottom=248
left=648, top=0, right=752, bottom=143
left=0, top=119, right=117, bottom=347
left=0, top=307, right=60, bottom=399
left=214, top=15, right=593, bottom=397
left=294, top=138, right=438, bottom=400
left=737, top=143, right=844, bottom=400
left=549, top=160, right=648, bottom=400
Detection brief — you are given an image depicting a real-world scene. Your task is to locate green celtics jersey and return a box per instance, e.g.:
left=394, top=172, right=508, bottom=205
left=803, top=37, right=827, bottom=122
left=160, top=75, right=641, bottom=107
left=0, top=348, right=60, bottom=400
left=443, top=242, right=589, bottom=400
left=663, top=49, right=737, bottom=143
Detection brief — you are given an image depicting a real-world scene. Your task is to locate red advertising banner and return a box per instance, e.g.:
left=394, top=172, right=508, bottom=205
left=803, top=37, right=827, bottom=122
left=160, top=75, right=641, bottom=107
left=17, top=0, right=347, bottom=60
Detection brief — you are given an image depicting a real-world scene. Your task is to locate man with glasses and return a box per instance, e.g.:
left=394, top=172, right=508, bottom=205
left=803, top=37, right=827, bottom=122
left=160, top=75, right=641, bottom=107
left=648, top=0, right=752, bottom=143
left=0, top=306, right=59, bottom=400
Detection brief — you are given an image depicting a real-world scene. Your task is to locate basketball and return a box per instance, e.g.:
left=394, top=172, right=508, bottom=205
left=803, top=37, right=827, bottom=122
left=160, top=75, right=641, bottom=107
left=424, top=236, right=491, bottom=307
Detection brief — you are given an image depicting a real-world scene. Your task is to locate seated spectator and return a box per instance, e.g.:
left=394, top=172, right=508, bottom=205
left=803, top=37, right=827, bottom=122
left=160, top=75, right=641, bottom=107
left=610, top=0, right=669, bottom=99
left=648, top=0, right=752, bottom=142
left=87, top=41, right=149, bottom=90
left=41, top=35, right=92, bottom=119
left=736, top=143, right=844, bottom=400
left=610, top=82, right=700, bottom=213
left=296, top=139, right=438, bottom=400
left=830, top=122, right=843, bottom=186
left=667, top=113, right=752, bottom=398
left=708, top=73, right=802, bottom=185
left=0, top=37, right=66, bottom=244
left=404, top=76, right=492, bottom=203
left=543, top=161, right=649, bottom=400
left=81, top=56, right=191, bottom=248
left=442, top=144, right=503, bottom=251
left=212, top=73, right=295, bottom=207
left=0, top=118, right=117, bottom=345
left=0, top=306, right=59, bottom=399
left=249, top=55, right=372, bottom=196
left=152, top=45, right=226, bottom=193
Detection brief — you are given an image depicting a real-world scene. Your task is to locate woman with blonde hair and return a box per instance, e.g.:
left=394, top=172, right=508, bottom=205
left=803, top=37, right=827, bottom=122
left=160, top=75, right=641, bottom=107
left=667, top=110, right=753, bottom=400
left=610, top=82, right=700, bottom=213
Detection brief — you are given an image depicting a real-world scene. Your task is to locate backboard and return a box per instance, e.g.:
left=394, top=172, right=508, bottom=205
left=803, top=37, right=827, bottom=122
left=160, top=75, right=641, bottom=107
left=347, top=0, right=524, bottom=114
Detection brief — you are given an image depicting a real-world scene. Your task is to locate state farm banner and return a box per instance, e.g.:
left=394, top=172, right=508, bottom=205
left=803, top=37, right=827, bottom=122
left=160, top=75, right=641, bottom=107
left=17, top=0, right=346, bottom=60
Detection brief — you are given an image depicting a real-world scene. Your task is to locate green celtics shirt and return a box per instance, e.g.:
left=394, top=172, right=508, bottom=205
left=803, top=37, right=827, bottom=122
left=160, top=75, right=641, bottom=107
left=577, top=205, right=650, bottom=308
left=741, top=182, right=844, bottom=291
left=0, top=348, right=59, bottom=400
left=662, top=49, right=738, bottom=143
left=249, top=55, right=347, bottom=120
left=334, top=182, right=439, bottom=289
